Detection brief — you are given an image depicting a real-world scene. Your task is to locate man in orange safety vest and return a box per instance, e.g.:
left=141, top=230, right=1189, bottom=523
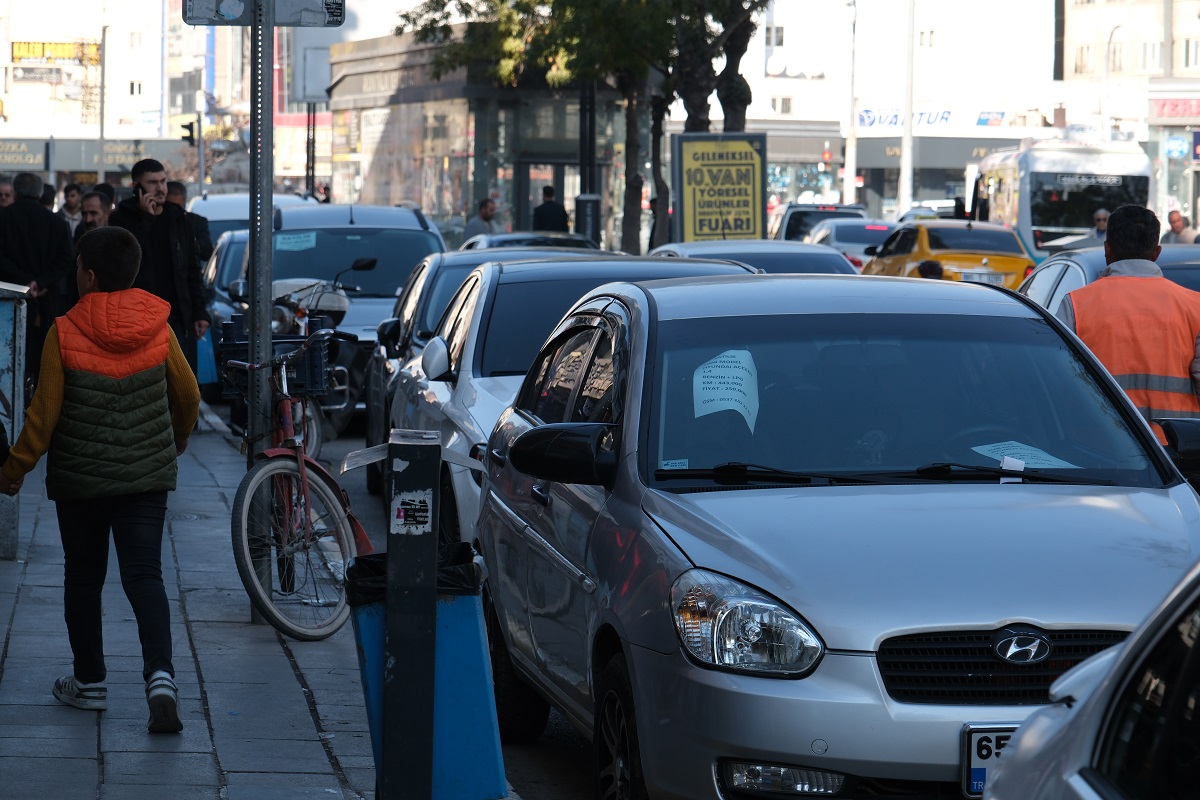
left=1057, top=204, right=1200, bottom=444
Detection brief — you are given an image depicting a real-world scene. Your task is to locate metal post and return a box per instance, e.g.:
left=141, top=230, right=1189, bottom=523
left=897, top=0, right=915, bottom=218
left=305, top=102, right=316, bottom=197
left=197, top=110, right=205, bottom=192
left=247, top=0, right=274, bottom=469
left=384, top=429, right=439, bottom=800
left=580, top=81, right=596, bottom=195
left=842, top=0, right=858, bottom=205
left=246, top=0, right=275, bottom=626
left=98, top=24, right=107, bottom=178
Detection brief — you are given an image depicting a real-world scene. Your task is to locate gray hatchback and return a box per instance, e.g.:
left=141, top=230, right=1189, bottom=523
left=477, top=274, right=1200, bottom=800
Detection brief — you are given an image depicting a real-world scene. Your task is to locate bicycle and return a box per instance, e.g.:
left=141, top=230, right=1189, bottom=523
left=225, top=329, right=375, bottom=641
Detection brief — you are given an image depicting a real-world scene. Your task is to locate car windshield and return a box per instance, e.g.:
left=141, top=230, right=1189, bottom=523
left=695, top=252, right=854, bottom=274
left=647, top=313, right=1162, bottom=488
left=925, top=227, right=1025, bottom=254
left=480, top=278, right=619, bottom=377
left=419, top=263, right=479, bottom=336
left=495, top=236, right=596, bottom=249
left=267, top=228, right=444, bottom=296
left=1029, top=172, right=1151, bottom=229
left=784, top=210, right=864, bottom=240
left=209, top=218, right=248, bottom=243
left=830, top=224, right=894, bottom=245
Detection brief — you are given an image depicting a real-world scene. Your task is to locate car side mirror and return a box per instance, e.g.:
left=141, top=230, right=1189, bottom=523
left=376, top=318, right=402, bottom=358
left=509, top=422, right=619, bottom=487
left=421, top=336, right=452, bottom=381
left=228, top=279, right=249, bottom=302
left=863, top=246, right=878, bottom=256
left=1155, top=419, right=1200, bottom=483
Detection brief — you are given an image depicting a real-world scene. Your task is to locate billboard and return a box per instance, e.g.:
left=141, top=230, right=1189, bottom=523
left=670, top=133, right=767, bottom=241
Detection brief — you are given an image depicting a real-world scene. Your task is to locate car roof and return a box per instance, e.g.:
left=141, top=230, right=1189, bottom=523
left=652, top=240, right=838, bottom=255
left=434, top=246, right=602, bottom=267
left=274, top=204, right=437, bottom=232
left=187, top=192, right=316, bottom=218
left=907, top=219, right=1011, bottom=232
left=486, top=255, right=755, bottom=284
left=810, top=218, right=895, bottom=229
left=1041, top=244, right=1200, bottom=282
left=775, top=202, right=866, bottom=211
left=604, top=273, right=1040, bottom=321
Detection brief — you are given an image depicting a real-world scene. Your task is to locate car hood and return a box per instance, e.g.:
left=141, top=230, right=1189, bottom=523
left=336, top=297, right=393, bottom=344
left=642, top=484, right=1200, bottom=651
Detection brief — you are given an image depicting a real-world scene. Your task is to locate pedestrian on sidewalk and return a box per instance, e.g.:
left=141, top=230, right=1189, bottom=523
left=0, top=226, right=200, bottom=734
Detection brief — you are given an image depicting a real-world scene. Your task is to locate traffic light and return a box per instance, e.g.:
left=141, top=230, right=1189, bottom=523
left=181, top=122, right=196, bottom=147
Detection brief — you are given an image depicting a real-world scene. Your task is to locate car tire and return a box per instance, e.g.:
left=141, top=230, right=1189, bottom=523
left=595, top=654, right=648, bottom=800
left=485, top=594, right=550, bottom=744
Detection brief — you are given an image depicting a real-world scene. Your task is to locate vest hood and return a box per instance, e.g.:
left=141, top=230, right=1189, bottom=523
left=66, top=289, right=171, bottom=358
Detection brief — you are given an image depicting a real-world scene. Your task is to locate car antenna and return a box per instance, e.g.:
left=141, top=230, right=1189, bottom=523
left=348, top=205, right=356, bottom=225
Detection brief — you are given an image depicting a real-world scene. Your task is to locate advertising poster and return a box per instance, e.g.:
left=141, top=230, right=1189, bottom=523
left=670, top=133, right=767, bottom=242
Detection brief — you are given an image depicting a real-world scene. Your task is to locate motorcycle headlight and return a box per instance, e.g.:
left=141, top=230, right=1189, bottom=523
left=270, top=305, right=296, bottom=334
left=671, top=569, right=823, bottom=677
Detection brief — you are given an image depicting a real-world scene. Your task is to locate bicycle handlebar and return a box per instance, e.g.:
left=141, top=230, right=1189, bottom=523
left=224, top=328, right=358, bottom=374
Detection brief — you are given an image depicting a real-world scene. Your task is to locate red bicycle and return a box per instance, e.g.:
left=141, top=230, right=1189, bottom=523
left=226, top=329, right=374, bottom=640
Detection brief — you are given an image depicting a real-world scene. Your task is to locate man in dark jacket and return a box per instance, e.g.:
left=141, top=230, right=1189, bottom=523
left=109, top=159, right=211, bottom=373
left=0, top=172, right=75, bottom=385
left=166, top=181, right=213, bottom=262
left=531, top=185, right=570, bottom=232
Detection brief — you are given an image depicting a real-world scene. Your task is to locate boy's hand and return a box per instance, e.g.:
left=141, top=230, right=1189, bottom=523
left=175, top=438, right=189, bottom=457
left=2, top=478, right=22, bottom=496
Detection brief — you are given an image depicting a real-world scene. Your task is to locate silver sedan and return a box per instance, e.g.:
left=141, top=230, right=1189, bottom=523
left=476, top=274, right=1200, bottom=800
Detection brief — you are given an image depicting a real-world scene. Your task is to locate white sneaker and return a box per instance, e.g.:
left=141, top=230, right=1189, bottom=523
left=146, top=670, right=182, bottom=733
left=53, top=675, right=107, bottom=711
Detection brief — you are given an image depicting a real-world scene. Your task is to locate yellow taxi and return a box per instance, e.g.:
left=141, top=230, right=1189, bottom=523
left=861, top=219, right=1036, bottom=288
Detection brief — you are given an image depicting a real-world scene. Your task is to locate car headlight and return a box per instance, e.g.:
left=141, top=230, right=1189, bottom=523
left=270, top=305, right=296, bottom=334
left=671, top=569, right=823, bottom=677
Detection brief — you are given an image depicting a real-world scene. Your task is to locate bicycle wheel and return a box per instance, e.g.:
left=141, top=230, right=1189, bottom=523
left=231, top=456, right=356, bottom=640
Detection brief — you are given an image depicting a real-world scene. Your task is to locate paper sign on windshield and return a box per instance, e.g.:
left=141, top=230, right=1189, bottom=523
left=972, top=441, right=1078, bottom=469
left=276, top=232, right=317, bottom=252
left=693, top=349, right=759, bottom=433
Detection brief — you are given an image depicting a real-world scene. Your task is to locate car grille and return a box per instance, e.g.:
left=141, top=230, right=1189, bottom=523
left=876, top=628, right=1129, bottom=705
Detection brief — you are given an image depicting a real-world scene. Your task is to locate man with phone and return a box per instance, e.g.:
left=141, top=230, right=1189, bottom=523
left=109, top=159, right=210, bottom=374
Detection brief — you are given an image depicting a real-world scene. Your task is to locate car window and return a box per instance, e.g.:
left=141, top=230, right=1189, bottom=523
left=1047, top=265, right=1088, bottom=316
left=1095, top=595, right=1200, bottom=799
left=808, top=229, right=828, bottom=245
left=270, top=228, right=443, bottom=296
left=784, top=209, right=866, bottom=241
left=438, top=276, right=481, bottom=374
left=893, top=229, right=918, bottom=255
left=878, top=229, right=905, bottom=257
left=832, top=224, right=895, bottom=245
left=925, top=227, right=1025, bottom=254
left=1020, top=263, right=1066, bottom=307
left=217, top=238, right=248, bottom=290
left=570, top=334, right=616, bottom=424
left=1164, top=265, right=1200, bottom=292
left=520, top=329, right=599, bottom=424
left=394, top=262, right=428, bottom=344
left=648, top=312, right=1161, bottom=487
left=728, top=252, right=855, bottom=275
left=419, top=263, right=480, bottom=338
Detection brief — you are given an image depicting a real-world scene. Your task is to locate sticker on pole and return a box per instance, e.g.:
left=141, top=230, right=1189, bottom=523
left=390, top=490, right=433, bottom=536
left=693, top=349, right=759, bottom=434
left=184, top=0, right=346, bottom=27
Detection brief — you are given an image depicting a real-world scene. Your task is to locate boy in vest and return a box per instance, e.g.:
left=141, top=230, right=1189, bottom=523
left=0, top=226, right=200, bottom=733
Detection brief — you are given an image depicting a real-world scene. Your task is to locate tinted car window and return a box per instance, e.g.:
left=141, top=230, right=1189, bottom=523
left=420, top=263, right=479, bottom=337
left=648, top=313, right=1160, bottom=487
left=394, top=262, right=428, bottom=343
left=831, top=224, right=895, bottom=245
left=723, top=252, right=854, bottom=274
left=784, top=210, right=866, bottom=240
left=270, top=228, right=444, bottom=296
left=209, top=219, right=248, bottom=242
left=1048, top=265, right=1087, bottom=315
left=925, top=227, right=1025, bottom=254
left=1021, top=263, right=1066, bottom=307
left=571, top=334, right=616, bottom=424
left=1164, top=266, right=1200, bottom=292
left=1097, top=598, right=1200, bottom=799
left=524, top=329, right=598, bottom=423
left=217, top=238, right=249, bottom=289
left=480, top=279, right=617, bottom=377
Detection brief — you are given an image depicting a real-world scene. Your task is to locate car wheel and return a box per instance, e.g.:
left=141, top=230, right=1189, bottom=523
left=484, top=593, right=550, bottom=744
left=596, top=654, right=648, bottom=800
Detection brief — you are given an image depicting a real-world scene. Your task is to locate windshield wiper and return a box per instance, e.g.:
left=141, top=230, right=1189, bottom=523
left=906, top=462, right=1115, bottom=485
left=653, top=462, right=882, bottom=485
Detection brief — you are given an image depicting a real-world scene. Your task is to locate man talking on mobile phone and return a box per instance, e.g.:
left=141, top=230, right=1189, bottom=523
left=109, top=159, right=211, bottom=374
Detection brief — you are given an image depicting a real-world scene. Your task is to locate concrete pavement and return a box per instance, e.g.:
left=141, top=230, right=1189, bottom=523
left=0, top=403, right=519, bottom=799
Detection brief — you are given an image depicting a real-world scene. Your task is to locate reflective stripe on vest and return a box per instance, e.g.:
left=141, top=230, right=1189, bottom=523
left=1072, top=275, right=1200, bottom=443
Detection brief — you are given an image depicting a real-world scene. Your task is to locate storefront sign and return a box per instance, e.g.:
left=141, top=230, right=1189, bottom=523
left=858, top=108, right=953, bottom=130
left=12, top=67, right=61, bottom=83
left=671, top=133, right=767, bottom=242
left=0, top=141, right=44, bottom=170
left=12, top=41, right=99, bottom=66
left=1152, top=98, right=1200, bottom=119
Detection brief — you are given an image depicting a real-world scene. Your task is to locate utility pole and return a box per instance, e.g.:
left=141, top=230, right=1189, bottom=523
left=842, top=0, right=858, bottom=204
left=196, top=110, right=205, bottom=192
left=897, top=0, right=915, bottom=218
left=247, top=0, right=274, bottom=469
left=98, top=24, right=107, bottom=179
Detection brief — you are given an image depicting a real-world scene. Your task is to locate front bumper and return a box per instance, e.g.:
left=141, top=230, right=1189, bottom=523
left=627, top=644, right=1034, bottom=800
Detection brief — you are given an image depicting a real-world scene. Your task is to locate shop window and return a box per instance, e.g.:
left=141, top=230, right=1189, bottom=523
left=1186, top=40, right=1200, bottom=69
left=1142, top=42, right=1161, bottom=72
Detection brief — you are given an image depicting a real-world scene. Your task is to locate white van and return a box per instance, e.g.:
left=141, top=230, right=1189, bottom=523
left=187, top=192, right=318, bottom=241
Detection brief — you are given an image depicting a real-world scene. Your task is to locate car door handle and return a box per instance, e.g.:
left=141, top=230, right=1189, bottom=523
left=531, top=485, right=551, bottom=507
left=489, top=448, right=507, bottom=467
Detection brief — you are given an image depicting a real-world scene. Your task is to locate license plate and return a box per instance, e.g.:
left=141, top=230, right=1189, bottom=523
left=961, top=724, right=1018, bottom=798
left=959, top=271, right=1006, bottom=286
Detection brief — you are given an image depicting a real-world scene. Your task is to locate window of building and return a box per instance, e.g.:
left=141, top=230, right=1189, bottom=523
left=1142, top=41, right=1162, bottom=71
left=1108, top=42, right=1123, bottom=73
left=775, top=27, right=784, bottom=46
left=772, top=97, right=792, bottom=115
left=1186, top=39, right=1200, bottom=69
left=1074, top=44, right=1093, bottom=74
left=130, top=81, right=142, bottom=96
left=765, top=25, right=774, bottom=46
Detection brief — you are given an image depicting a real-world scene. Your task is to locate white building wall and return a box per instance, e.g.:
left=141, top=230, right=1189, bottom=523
left=0, top=0, right=166, bottom=140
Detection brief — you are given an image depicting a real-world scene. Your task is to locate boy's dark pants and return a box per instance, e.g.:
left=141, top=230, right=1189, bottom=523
left=55, top=492, right=174, bottom=684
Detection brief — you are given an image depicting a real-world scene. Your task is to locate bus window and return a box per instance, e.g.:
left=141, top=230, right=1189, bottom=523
left=1029, top=173, right=1150, bottom=232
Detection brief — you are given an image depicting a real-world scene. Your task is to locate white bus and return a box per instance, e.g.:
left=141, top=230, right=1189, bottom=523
left=971, top=137, right=1154, bottom=262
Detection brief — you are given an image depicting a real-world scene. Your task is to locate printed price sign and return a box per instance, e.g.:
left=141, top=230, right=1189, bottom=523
left=671, top=133, right=767, bottom=242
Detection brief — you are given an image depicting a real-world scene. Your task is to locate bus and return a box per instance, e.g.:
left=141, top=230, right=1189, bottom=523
left=971, top=136, right=1153, bottom=262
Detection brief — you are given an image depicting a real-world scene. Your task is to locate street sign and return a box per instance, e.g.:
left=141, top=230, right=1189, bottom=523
left=184, top=0, right=344, bottom=26
left=670, top=133, right=768, bottom=242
